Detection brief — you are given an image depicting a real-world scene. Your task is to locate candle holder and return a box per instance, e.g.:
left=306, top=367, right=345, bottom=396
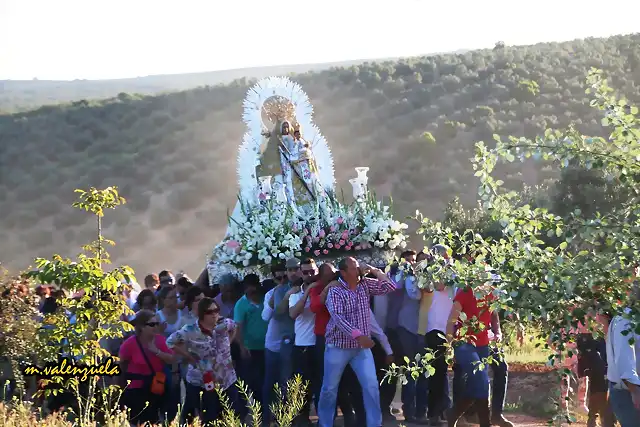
left=350, top=177, right=365, bottom=199
left=355, top=167, right=370, bottom=186
left=258, top=176, right=273, bottom=194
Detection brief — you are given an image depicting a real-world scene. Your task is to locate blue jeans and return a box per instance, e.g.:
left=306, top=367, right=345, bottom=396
left=262, top=338, right=294, bottom=426
left=318, top=345, right=381, bottom=427
left=454, top=344, right=508, bottom=411
left=609, top=383, right=639, bottom=427
left=397, top=326, right=428, bottom=418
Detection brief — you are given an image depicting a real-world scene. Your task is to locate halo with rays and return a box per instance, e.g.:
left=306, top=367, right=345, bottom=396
left=237, top=76, right=335, bottom=202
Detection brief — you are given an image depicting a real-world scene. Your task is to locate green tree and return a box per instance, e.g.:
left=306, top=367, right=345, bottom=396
left=27, top=186, right=134, bottom=424
left=409, top=69, right=640, bottom=422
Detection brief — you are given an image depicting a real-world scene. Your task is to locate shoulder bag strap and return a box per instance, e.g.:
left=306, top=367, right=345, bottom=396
left=135, top=336, right=156, bottom=375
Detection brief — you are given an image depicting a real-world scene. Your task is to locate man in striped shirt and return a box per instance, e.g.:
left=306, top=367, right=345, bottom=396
left=317, top=257, right=397, bottom=427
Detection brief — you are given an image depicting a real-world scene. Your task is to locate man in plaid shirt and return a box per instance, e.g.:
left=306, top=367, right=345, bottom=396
left=317, top=257, right=397, bottom=427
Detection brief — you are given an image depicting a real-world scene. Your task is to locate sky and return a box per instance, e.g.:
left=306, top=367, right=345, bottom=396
left=1, top=0, right=639, bottom=81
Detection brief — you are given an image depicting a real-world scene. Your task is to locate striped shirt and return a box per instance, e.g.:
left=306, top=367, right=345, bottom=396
left=325, top=276, right=397, bottom=349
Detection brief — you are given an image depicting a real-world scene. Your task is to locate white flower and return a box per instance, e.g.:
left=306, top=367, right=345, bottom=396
left=242, top=259, right=250, bottom=266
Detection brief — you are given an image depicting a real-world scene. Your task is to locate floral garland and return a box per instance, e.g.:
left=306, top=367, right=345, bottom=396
left=213, top=193, right=408, bottom=268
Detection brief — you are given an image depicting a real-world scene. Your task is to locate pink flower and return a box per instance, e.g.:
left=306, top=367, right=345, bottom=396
left=258, top=193, right=266, bottom=201
left=306, top=235, right=312, bottom=242
left=305, top=247, right=311, bottom=252
left=330, top=226, right=336, bottom=232
left=345, top=246, right=352, bottom=251
left=355, top=245, right=361, bottom=250
left=226, top=240, right=240, bottom=249
left=335, top=244, right=342, bottom=250
left=314, top=250, right=321, bottom=256
left=341, top=231, right=349, bottom=240
left=319, top=230, right=326, bottom=238
left=336, top=217, right=344, bottom=225
left=304, top=228, right=310, bottom=235
left=313, top=237, right=320, bottom=243
left=292, top=224, right=298, bottom=232
left=339, top=239, right=345, bottom=246
left=327, top=243, right=333, bottom=249
left=322, top=249, right=329, bottom=255
left=348, top=241, right=354, bottom=246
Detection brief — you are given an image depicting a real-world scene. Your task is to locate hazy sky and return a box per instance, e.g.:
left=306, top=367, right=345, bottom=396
left=1, top=0, right=638, bottom=80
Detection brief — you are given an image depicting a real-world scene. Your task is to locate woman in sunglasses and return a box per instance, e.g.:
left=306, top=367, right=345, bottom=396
left=118, top=310, right=177, bottom=425
left=167, top=297, right=242, bottom=424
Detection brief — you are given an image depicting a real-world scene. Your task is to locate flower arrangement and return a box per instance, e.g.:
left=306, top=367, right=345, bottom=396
left=212, top=192, right=408, bottom=268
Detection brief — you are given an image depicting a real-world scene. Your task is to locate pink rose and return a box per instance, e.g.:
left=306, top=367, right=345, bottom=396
left=292, top=224, right=298, bottom=232
left=258, top=193, right=266, bottom=201
left=314, top=250, right=321, bottom=256
left=330, top=226, right=336, bottom=232
left=226, top=240, right=240, bottom=249
left=345, top=246, right=352, bottom=251
left=327, top=243, right=333, bottom=249
left=348, top=241, right=354, bottom=246
left=305, top=247, right=311, bottom=252
left=322, top=249, right=329, bottom=255
left=335, top=244, right=342, bottom=250
left=339, top=240, right=345, bottom=246
left=319, top=230, right=326, bottom=238
left=341, top=231, right=349, bottom=240
left=336, top=217, right=344, bottom=225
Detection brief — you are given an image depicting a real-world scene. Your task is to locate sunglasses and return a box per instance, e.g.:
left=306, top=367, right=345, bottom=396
left=275, top=274, right=286, bottom=280
left=146, top=322, right=160, bottom=327
left=301, top=269, right=315, bottom=276
left=204, top=308, right=220, bottom=315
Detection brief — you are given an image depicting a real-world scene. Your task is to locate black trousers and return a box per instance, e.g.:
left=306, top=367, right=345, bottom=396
left=293, top=345, right=317, bottom=422
left=371, top=329, right=401, bottom=416
left=426, top=329, right=448, bottom=418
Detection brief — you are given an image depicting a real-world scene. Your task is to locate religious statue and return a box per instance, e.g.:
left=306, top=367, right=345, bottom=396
left=257, top=108, right=324, bottom=213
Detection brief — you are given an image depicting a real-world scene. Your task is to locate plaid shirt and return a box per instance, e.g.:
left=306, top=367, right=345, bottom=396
left=325, top=276, right=397, bottom=349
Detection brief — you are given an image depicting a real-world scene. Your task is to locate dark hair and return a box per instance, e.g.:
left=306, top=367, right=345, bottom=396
left=271, top=262, right=286, bottom=275
left=400, top=250, right=417, bottom=259
left=157, top=286, right=177, bottom=308
left=159, top=270, right=173, bottom=279
left=243, top=274, right=261, bottom=289
left=261, top=278, right=277, bottom=293
left=177, top=276, right=193, bottom=289
left=300, top=257, right=316, bottom=266
left=144, top=274, right=159, bottom=288
left=197, top=297, right=219, bottom=321
left=184, top=286, right=204, bottom=312
left=132, top=309, right=156, bottom=334
left=136, top=289, right=156, bottom=309
left=338, top=258, right=350, bottom=272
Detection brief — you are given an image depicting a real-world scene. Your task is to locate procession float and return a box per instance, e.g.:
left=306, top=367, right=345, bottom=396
left=207, top=77, right=409, bottom=283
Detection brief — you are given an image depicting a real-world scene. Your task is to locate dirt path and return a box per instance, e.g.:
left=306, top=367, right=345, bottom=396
left=383, top=414, right=586, bottom=426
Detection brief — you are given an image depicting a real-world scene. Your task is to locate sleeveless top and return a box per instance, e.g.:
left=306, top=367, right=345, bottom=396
left=157, top=309, right=182, bottom=337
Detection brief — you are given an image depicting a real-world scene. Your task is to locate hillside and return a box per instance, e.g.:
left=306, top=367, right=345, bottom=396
left=0, top=58, right=396, bottom=113
left=1, top=34, right=639, bottom=277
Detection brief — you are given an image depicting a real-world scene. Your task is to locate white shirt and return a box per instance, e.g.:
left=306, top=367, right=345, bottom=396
left=262, top=288, right=281, bottom=352
left=289, top=291, right=316, bottom=347
left=369, top=309, right=393, bottom=356
left=606, top=310, right=640, bottom=388
left=427, top=288, right=455, bottom=334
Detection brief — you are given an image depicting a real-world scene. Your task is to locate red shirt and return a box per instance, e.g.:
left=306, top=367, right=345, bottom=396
left=310, top=284, right=331, bottom=336
left=119, top=334, right=172, bottom=389
left=454, top=288, right=494, bottom=347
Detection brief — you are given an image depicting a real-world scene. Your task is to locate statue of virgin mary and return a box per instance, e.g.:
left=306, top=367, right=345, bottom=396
left=257, top=117, right=323, bottom=213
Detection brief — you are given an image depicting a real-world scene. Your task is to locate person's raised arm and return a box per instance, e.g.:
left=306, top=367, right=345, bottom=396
left=363, top=267, right=396, bottom=296
left=262, top=289, right=275, bottom=322
left=446, top=301, right=462, bottom=341
left=290, top=283, right=317, bottom=319
left=491, top=311, right=502, bottom=342
left=404, top=275, right=421, bottom=301
left=275, top=286, right=299, bottom=317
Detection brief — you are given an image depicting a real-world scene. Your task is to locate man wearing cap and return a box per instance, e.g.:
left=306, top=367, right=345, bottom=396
left=261, top=258, right=300, bottom=426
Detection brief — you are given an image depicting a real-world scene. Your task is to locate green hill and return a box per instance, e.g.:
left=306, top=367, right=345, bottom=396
left=0, top=58, right=397, bottom=113
left=1, top=34, right=639, bottom=277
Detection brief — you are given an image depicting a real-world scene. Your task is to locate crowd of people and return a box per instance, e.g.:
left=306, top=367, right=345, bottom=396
left=24, top=248, right=640, bottom=427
